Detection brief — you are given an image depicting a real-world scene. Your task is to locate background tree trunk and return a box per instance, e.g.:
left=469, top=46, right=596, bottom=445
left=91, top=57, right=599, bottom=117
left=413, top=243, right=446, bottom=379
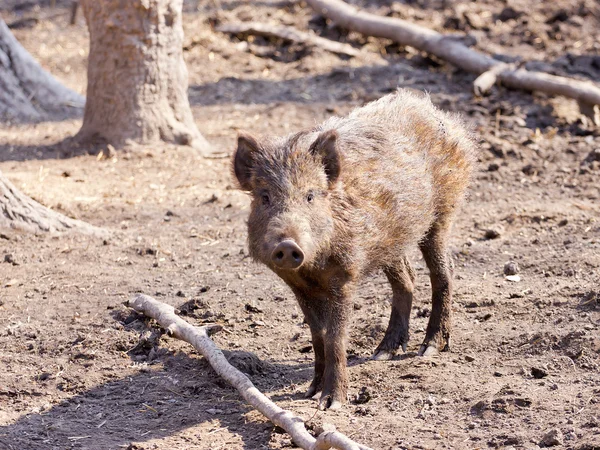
left=0, top=170, right=102, bottom=234
left=0, top=19, right=85, bottom=122
left=77, top=0, right=210, bottom=152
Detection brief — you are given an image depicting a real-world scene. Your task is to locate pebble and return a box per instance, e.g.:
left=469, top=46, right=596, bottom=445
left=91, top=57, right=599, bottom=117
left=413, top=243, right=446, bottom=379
left=3, top=254, right=18, bottom=265
left=465, top=355, right=476, bottom=362
left=540, top=428, right=563, bottom=447
left=484, top=224, right=504, bottom=240
left=504, top=261, right=519, bottom=275
left=531, top=367, right=548, bottom=379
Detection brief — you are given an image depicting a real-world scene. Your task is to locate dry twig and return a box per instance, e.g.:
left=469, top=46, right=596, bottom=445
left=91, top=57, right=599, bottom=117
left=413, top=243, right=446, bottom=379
left=128, top=294, right=372, bottom=450
left=216, top=21, right=360, bottom=57
left=305, top=0, right=600, bottom=125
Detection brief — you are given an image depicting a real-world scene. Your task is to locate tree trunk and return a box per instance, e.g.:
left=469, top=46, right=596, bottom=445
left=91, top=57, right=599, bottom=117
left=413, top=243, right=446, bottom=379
left=0, top=19, right=85, bottom=122
left=77, top=0, right=210, bottom=152
left=0, top=170, right=103, bottom=235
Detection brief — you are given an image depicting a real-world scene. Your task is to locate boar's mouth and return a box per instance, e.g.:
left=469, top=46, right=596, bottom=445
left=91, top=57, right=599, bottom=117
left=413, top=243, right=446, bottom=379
left=270, top=239, right=305, bottom=270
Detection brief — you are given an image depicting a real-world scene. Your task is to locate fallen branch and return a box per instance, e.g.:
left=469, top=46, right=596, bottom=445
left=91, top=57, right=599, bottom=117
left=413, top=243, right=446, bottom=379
left=305, top=0, right=600, bottom=125
left=216, top=21, right=360, bottom=57
left=128, top=294, right=372, bottom=450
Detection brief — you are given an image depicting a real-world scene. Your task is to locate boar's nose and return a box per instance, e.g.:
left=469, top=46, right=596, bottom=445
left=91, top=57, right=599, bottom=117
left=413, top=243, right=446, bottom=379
left=271, top=240, right=304, bottom=269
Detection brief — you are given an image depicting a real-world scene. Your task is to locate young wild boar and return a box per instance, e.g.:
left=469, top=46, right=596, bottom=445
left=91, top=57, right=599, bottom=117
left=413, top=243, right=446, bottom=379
left=233, top=89, right=475, bottom=410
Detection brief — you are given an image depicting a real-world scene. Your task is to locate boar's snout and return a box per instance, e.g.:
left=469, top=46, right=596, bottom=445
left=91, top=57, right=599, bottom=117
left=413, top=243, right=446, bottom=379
left=271, top=240, right=305, bottom=269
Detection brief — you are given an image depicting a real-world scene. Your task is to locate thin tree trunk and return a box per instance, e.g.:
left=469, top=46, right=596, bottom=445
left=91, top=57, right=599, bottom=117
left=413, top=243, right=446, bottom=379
left=76, top=0, right=210, bottom=152
left=0, top=170, right=104, bottom=235
left=0, top=19, right=84, bottom=122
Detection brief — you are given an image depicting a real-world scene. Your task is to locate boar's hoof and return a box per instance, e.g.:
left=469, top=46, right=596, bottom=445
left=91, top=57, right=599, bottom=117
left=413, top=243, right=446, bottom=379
left=373, top=342, right=407, bottom=360
left=305, top=384, right=321, bottom=399
left=418, top=345, right=439, bottom=357
left=372, top=349, right=395, bottom=361
left=318, top=395, right=343, bottom=411
left=271, top=240, right=304, bottom=269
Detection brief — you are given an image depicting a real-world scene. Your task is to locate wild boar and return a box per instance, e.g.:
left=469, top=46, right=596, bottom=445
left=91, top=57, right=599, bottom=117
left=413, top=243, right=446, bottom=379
left=233, top=89, right=475, bottom=409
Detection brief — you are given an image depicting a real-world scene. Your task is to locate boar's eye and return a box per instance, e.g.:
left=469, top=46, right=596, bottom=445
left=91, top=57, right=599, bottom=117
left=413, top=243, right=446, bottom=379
left=306, top=192, right=314, bottom=203
left=261, top=193, right=271, bottom=206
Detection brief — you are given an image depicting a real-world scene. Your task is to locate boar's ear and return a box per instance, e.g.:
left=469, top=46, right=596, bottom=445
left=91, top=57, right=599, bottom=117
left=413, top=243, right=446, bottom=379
left=309, top=129, right=341, bottom=186
left=234, top=133, right=260, bottom=191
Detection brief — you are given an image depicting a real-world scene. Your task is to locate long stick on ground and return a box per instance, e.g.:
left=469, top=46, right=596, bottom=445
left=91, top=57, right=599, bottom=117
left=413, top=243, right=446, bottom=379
left=305, top=0, right=600, bottom=124
left=216, top=21, right=360, bottom=57
left=128, top=294, right=372, bottom=450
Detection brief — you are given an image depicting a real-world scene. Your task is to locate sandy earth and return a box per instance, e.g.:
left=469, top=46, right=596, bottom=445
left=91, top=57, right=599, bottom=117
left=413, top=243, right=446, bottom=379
left=0, top=1, right=599, bottom=449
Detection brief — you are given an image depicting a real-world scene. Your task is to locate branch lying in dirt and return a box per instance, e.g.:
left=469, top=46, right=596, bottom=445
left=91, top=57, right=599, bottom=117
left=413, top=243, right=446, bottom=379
left=216, top=21, right=360, bottom=57
left=128, top=294, right=372, bottom=450
left=305, top=0, right=600, bottom=125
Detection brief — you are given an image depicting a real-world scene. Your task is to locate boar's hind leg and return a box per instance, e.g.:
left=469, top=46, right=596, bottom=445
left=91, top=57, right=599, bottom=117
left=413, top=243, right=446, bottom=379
left=373, top=257, right=415, bottom=360
left=418, top=220, right=454, bottom=356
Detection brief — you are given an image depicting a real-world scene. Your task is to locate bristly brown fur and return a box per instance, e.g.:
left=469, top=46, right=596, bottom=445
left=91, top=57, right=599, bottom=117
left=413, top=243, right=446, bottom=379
left=232, top=89, right=476, bottom=409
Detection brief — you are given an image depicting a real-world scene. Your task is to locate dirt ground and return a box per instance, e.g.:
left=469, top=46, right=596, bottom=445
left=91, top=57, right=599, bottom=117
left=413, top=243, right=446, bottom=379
left=1, top=0, right=599, bottom=449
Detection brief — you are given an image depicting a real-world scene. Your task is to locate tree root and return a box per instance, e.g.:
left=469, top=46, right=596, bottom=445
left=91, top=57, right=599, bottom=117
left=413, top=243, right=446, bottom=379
left=0, top=171, right=106, bottom=235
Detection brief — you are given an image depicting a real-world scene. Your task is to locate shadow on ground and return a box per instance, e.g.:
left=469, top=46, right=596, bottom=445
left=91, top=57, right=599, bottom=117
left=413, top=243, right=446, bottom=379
left=0, top=349, right=317, bottom=450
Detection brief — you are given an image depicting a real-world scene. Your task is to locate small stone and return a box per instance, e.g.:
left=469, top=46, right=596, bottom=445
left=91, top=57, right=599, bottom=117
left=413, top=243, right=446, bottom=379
left=354, top=387, right=372, bottom=404
left=498, top=6, right=522, bottom=22
left=206, top=408, right=224, bottom=415
left=505, top=275, right=521, bottom=282
left=205, top=193, right=219, bottom=204
left=488, top=162, right=500, bottom=172
left=531, top=367, right=548, bottom=379
left=464, top=11, right=486, bottom=29
left=504, top=261, right=519, bottom=275
left=245, top=303, right=263, bottom=313
left=540, top=428, right=563, bottom=447
left=465, top=355, right=476, bottom=362
left=3, top=254, right=17, bottom=265
left=484, top=225, right=504, bottom=240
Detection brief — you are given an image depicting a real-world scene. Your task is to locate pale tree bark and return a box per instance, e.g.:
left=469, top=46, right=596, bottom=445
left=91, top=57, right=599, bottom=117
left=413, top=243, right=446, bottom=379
left=0, top=170, right=104, bottom=235
left=76, top=0, right=210, bottom=152
left=0, top=18, right=84, bottom=122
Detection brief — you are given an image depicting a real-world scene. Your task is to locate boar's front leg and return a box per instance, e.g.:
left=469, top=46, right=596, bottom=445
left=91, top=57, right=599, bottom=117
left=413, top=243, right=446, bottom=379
left=303, top=313, right=325, bottom=399
left=319, top=289, right=352, bottom=410
left=295, top=294, right=326, bottom=399
left=297, top=287, right=351, bottom=410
